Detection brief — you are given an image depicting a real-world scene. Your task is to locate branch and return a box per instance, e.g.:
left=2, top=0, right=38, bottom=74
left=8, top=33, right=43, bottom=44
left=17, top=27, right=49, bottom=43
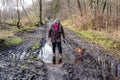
left=20, top=0, right=31, bottom=21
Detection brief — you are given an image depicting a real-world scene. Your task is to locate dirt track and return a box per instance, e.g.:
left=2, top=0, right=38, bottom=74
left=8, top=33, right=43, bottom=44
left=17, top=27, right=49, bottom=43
left=0, top=25, right=119, bottom=80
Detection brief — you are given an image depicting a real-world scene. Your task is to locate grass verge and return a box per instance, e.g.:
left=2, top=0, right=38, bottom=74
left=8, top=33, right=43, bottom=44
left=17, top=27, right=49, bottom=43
left=0, top=37, right=23, bottom=50
left=62, top=22, right=120, bottom=57
left=5, top=37, right=23, bottom=46
left=18, top=27, right=36, bottom=33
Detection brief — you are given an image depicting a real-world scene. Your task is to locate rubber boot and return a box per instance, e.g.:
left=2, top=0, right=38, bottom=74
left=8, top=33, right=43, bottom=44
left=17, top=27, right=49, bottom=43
left=58, top=58, right=62, bottom=64
left=52, top=56, right=56, bottom=64
left=58, top=54, right=62, bottom=64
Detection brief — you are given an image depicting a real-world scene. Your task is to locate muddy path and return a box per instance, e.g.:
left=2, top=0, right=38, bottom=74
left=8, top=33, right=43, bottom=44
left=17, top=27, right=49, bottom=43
left=0, top=24, right=120, bottom=80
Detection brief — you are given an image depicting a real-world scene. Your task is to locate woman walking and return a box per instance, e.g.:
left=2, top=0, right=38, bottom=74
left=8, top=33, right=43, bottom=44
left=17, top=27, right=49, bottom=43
left=48, top=19, right=65, bottom=64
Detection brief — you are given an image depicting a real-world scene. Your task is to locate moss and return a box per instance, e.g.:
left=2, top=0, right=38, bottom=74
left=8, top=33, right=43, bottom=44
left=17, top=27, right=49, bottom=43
left=0, top=37, right=23, bottom=50
left=5, top=37, right=23, bottom=46
left=19, top=27, right=36, bottom=33
left=32, top=42, right=40, bottom=51
left=28, top=55, right=37, bottom=61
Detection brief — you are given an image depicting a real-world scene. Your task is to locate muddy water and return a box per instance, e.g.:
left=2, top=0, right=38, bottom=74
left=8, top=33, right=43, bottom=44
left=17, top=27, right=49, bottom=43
left=37, top=41, right=53, bottom=63
left=37, top=39, right=76, bottom=64
left=97, top=55, right=120, bottom=80
left=114, top=63, right=120, bottom=80
left=37, top=24, right=76, bottom=64
left=111, top=62, right=115, bottom=76
left=62, top=41, right=76, bottom=64
left=36, top=23, right=76, bottom=80
left=1, top=24, right=119, bottom=80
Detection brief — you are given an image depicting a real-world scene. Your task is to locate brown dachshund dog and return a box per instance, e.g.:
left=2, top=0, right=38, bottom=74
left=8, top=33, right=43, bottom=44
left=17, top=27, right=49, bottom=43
left=74, top=48, right=85, bottom=64
left=74, top=48, right=85, bottom=55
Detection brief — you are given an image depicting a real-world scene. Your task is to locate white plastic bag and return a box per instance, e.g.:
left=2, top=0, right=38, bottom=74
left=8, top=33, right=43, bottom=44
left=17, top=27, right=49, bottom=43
left=37, top=41, right=53, bottom=63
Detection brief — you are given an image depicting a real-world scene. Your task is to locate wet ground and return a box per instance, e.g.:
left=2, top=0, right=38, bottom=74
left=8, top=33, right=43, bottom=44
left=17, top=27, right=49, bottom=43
left=0, top=24, right=120, bottom=80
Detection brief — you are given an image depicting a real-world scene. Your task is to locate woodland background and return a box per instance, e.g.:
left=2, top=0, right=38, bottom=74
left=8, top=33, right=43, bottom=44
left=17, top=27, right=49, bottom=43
left=0, top=0, right=120, bottom=55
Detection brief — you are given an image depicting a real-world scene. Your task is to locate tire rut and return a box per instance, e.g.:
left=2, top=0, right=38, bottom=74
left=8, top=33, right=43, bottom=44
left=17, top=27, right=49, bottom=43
left=0, top=25, right=119, bottom=80
left=46, top=64, right=67, bottom=80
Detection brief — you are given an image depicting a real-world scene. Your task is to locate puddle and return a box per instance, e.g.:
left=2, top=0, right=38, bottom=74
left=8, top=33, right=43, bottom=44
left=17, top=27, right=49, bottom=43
left=37, top=30, right=53, bottom=63
left=101, top=58, right=106, bottom=70
left=37, top=28, right=76, bottom=64
left=37, top=41, right=76, bottom=64
left=106, top=60, right=111, bottom=72
left=118, top=64, right=120, bottom=80
left=97, top=56, right=101, bottom=65
left=37, top=41, right=53, bottom=63
left=97, top=55, right=120, bottom=80
left=63, top=53, right=76, bottom=64
left=111, top=62, right=115, bottom=76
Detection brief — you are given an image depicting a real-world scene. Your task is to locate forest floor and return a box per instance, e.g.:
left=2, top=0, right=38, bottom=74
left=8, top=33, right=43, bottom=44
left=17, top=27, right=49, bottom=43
left=0, top=23, right=120, bottom=80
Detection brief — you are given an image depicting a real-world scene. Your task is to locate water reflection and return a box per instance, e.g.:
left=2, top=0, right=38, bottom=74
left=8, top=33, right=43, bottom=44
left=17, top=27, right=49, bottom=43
left=118, top=64, right=120, bottom=80
left=97, top=55, right=120, bottom=80
left=37, top=41, right=53, bottom=63
left=111, top=62, right=115, bottom=76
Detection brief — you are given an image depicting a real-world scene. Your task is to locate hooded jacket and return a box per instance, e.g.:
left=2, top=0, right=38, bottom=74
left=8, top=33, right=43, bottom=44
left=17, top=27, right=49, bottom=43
left=48, top=24, right=65, bottom=42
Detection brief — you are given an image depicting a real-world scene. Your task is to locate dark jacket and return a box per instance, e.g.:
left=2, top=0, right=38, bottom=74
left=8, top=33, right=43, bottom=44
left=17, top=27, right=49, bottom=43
left=48, top=24, right=65, bottom=42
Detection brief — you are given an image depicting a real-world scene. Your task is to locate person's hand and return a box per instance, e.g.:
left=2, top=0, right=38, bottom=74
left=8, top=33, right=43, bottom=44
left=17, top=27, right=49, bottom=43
left=48, top=38, right=51, bottom=42
left=63, top=38, right=67, bottom=43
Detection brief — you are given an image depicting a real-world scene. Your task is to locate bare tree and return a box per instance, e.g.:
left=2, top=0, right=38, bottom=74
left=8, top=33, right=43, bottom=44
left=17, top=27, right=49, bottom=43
left=38, top=0, right=43, bottom=25
left=77, top=0, right=82, bottom=17
left=20, top=0, right=30, bottom=20
left=0, top=9, right=1, bottom=23
left=52, top=0, right=60, bottom=19
left=0, top=0, right=15, bottom=23
left=16, top=0, right=20, bottom=29
left=83, top=0, right=86, bottom=13
left=109, top=0, right=112, bottom=16
left=0, top=1, right=2, bottom=23
left=102, top=0, right=107, bottom=13
left=116, top=0, right=119, bottom=30
left=67, top=0, right=70, bottom=8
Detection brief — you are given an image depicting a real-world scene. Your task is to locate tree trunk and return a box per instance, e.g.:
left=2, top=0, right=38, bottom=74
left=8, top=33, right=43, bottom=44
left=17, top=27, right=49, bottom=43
left=106, top=0, right=109, bottom=32
left=0, top=10, right=1, bottom=23
left=0, top=5, right=2, bottom=23
left=77, top=0, right=82, bottom=17
left=67, top=0, right=70, bottom=8
left=91, top=0, right=96, bottom=30
left=20, top=0, right=30, bottom=20
left=38, top=0, right=43, bottom=25
left=83, top=0, right=86, bottom=13
left=96, top=0, right=99, bottom=10
left=116, top=0, right=119, bottom=30
left=109, top=0, right=112, bottom=32
left=67, top=0, right=70, bottom=16
left=102, top=0, right=107, bottom=14
left=16, top=0, right=21, bottom=29
left=109, top=0, right=112, bottom=16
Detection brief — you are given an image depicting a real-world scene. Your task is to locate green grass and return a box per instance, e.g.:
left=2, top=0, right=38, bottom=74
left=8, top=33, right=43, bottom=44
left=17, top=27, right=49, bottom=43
left=63, top=23, right=120, bottom=57
left=5, top=37, right=23, bottom=46
left=79, top=30, right=118, bottom=49
left=28, top=54, right=38, bottom=61
left=32, top=42, right=40, bottom=50
left=0, top=37, right=23, bottom=50
left=19, top=27, right=36, bottom=33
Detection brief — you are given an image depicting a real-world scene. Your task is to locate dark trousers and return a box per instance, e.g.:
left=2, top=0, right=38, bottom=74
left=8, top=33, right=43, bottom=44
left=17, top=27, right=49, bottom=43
left=52, top=41, right=62, bottom=54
